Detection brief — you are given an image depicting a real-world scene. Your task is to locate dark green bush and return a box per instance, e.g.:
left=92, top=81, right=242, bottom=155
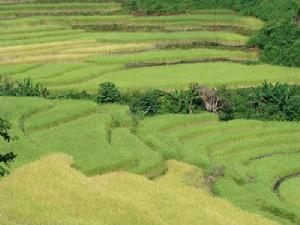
left=250, top=81, right=300, bottom=121
left=0, top=77, right=48, bottom=97
left=0, top=118, right=11, bottom=143
left=0, top=119, right=17, bottom=176
left=161, top=90, right=194, bottom=114
left=161, top=83, right=202, bottom=114
left=129, top=90, right=162, bottom=116
left=98, top=82, right=120, bottom=104
left=125, top=0, right=299, bottom=22
left=216, top=86, right=235, bottom=121
left=124, top=0, right=190, bottom=15
left=15, top=77, right=48, bottom=97
left=248, top=19, right=300, bottom=67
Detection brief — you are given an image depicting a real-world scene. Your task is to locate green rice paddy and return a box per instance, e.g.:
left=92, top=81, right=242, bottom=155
left=1, top=1, right=300, bottom=225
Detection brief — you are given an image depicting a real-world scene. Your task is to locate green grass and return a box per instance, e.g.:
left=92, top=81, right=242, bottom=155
left=1, top=96, right=300, bottom=225
left=0, top=2, right=122, bottom=18
left=0, top=97, right=164, bottom=176
left=137, top=114, right=300, bottom=225
left=44, top=62, right=300, bottom=93
left=281, top=177, right=300, bottom=208
left=88, top=48, right=258, bottom=64
left=0, top=30, right=248, bottom=47
left=0, top=3, right=299, bottom=225
left=0, top=154, right=278, bottom=225
left=0, top=14, right=262, bottom=31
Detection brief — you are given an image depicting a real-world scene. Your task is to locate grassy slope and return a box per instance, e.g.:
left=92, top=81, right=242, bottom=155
left=0, top=154, right=278, bottom=225
left=281, top=178, right=300, bottom=208
left=47, top=62, right=300, bottom=92
left=0, top=97, right=164, bottom=176
left=0, top=2, right=299, bottom=225
left=1, top=96, right=300, bottom=224
left=137, top=114, right=300, bottom=225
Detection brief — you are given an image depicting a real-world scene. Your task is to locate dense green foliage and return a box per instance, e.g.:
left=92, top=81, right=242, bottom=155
left=125, top=0, right=299, bottom=22
left=97, top=82, right=120, bottom=104
left=248, top=20, right=300, bottom=67
left=190, top=0, right=299, bottom=22
left=0, top=118, right=11, bottom=143
left=0, top=119, right=16, bottom=176
left=124, top=0, right=190, bottom=15
left=124, top=0, right=299, bottom=67
left=218, top=83, right=300, bottom=121
left=216, top=87, right=235, bottom=121
left=250, top=81, right=300, bottom=121
left=113, top=81, right=300, bottom=122
left=0, top=77, right=48, bottom=97
left=129, top=90, right=162, bottom=116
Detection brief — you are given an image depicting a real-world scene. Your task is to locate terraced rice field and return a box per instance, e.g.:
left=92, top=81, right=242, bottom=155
left=1, top=1, right=300, bottom=225
left=1, top=96, right=300, bottom=224
left=137, top=114, right=300, bottom=225
left=0, top=155, right=278, bottom=225
left=0, top=97, right=164, bottom=176
left=0, top=0, right=287, bottom=93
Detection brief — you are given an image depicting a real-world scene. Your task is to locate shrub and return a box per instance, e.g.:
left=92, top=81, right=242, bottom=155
left=0, top=77, right=48, bottom=97
left=216, top=86, right=235, bottom=121
left=125, top=0, right=299, bottom=22
left=15, top=77, right=48, bottom=97
left=0, top=119, right=16, bottom=176
left=129, top=90, right=162, bottom=116
left=161, top=83, right=202, bottom=114
left=250, top=81, right=300, bottom=121
left=0, top=118, right=11, bottom=142
left=0, top=77, right=14, bottom=96
left=248, top=19, right=300, bottom=67
left=124, top=0, right=191, bottom=15
left=98, top=82, right=120, bottom=104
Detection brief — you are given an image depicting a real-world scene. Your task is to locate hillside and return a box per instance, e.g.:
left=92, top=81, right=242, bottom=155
left=0, top=155, right=279, bottom=225
left=0, top=1, right=300, bottom=225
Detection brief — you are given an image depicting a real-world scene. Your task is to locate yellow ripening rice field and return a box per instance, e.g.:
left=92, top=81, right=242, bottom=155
left=0, top=154, right=279, bottom=225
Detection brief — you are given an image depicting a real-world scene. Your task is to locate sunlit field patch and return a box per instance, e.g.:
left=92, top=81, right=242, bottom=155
left=0, top=154, right=278, bottom=225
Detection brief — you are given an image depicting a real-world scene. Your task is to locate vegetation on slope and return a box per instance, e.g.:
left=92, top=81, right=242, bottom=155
left=0, top=1, right=300, bottom=225
left=0, top=154, right=279, bottom=225
left=125, top=0, right=299, bottom=22
left=137, top=113, right=300, bottom=225
left=3, top=62, right=300, bottom=93
left=125, top=0, right=300, bottom=67
left=1, top=95, right=300, bottom=224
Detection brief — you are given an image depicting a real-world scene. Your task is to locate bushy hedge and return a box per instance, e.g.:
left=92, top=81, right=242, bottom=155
left=192, top=0, right=299, bottom=21
left=0, top=77, right=48, bottom=97
left=218, top=82, right=300, bottom=121
left=124, top=0, right=190, bottom=15
left=97, top=82, right=120, bottom=104
left=0, top=77, right=95, bottom=101
left=248, top=19, right=300, bottom=67
left=2, top=78, right=300, bottom=122
left=125, top=0, right=299, bottom=22
left=99, top=81, right=300, bottom=122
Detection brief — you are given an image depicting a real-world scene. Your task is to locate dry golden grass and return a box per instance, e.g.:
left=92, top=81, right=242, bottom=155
left=0, top=154, right=279, bottom=225
left=0, top=41, right=154, bottom=65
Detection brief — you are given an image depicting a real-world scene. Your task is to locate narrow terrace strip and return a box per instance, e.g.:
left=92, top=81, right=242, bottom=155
left=125, top=57, right=257, bottom=68
left=244, top=150, right=300, bottom=165
left=274, top=173, right=300, bottom=195
left=26, top=108, right=100, bottom=134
